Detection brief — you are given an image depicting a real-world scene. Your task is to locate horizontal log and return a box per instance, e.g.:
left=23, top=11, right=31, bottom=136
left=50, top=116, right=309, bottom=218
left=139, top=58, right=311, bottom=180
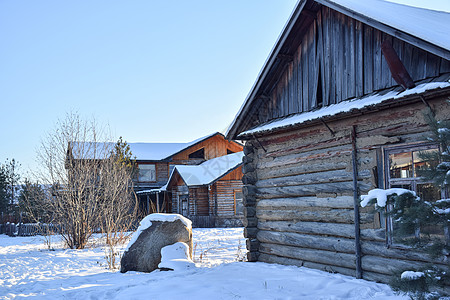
left=262, top=136, right=352, bottom=159
left=256, top=208, right=373, bottom=224
left=242, top=155, right=254, bottom=164
left=259, top=242, right=356, bottom=269
left=257, top=146, right=353, bottom=170
left=243, top=217, right=258, bottom=228
left=257, top=230, right=447, bottom=267
left=243, top=185, right=257, bottom=197
left=256, top=169, right=371, bottom=188
left=244, top=227, right=258, bottom=238
left=257, top=196, right=354, bottom=209
left=247, top=251, right=259, bottom=262
left=361, top=255, right=440, bottom=276
left=361, top=240, right=448, bottom=264
left=242, top=163, right=256, bottom=174
left=246, top=238, right=260, bottom=252
left=258, top=253, right=356, bottom=277
left=243, top=145, right=254, bottom=155
left=242, top=173, right=257, bottom=185
left=243, top=207, right=256, bottom=218
left=258, top=253, right=394, bottom=284
left=257, top=220, right=386, bottom=242
left=257, top=160, right=348, bottom=180
left=257, top=230, right=356, bottom=254
left=257, top=181, right=372, bottom=199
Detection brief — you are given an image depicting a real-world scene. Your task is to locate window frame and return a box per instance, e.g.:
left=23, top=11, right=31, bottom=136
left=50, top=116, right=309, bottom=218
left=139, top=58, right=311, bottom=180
left=383, top=142, right=445, bottom=246
left=137, top=163, right=157, bottom=182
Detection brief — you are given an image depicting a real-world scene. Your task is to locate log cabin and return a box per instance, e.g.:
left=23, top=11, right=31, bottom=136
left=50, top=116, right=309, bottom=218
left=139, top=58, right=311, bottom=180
left=165, top=152, right=244, bottom=227
left=226, top=0, right=450, bottom=288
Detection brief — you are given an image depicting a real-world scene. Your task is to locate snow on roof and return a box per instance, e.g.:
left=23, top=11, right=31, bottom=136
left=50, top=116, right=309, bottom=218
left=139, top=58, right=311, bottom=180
left=71, top=132, right=220, bottom=161
left=171, top=152, right=244, bottom=187
left=240, top=79, right=450, bottom=137
left=325, top=0, right=450, bottom=52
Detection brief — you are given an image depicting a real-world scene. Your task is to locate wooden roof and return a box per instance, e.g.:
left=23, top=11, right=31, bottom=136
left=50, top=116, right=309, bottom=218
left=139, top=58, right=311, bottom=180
left=226, top=0, right=450, bottom=139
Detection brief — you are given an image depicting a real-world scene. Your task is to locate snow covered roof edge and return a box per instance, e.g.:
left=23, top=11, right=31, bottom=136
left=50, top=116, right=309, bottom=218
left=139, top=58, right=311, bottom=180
left=167, top=152, right=244, bottom=187
left=240, top=77, right=450, bottom=137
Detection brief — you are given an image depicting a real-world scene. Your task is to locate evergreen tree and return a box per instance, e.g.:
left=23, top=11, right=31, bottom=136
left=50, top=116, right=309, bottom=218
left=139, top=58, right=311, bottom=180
left=112, top=136, right=137, bottom=179
left=18, top=179, right=48, bottom=223
left=0, top=166, right=8, bottom=217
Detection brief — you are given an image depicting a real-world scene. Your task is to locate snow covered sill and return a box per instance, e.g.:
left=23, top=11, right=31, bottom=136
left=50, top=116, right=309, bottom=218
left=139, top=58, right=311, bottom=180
left=239, top=80, right=450, bottom=138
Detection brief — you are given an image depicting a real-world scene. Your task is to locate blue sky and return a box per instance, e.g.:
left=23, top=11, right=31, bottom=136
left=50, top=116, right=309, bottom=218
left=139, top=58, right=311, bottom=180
left=0, top=1, right=297, bottom=174
left=1, top=0, right=449, bottom=177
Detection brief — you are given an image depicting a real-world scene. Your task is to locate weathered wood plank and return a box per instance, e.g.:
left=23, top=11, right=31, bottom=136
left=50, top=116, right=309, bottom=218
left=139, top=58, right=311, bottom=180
left=355, top=20, right=363, bottom=98
left=257, top=160, right=348, bottom=180
left=361, top=255, right=441, bottom=276
left=258, top=230, right=356, bottom=254
left=256, top=169, right=371, bottom=188
left=256, top=181, right=372, bottom=199
left=257, top=196, right=354, bottom=209
left=256, top=208, right=374, bottom=224
left=257, top=220, right=386, bottom=242
left=259, top=242, right=356, bottom=269
left=259, top=253, right=356, bottom=277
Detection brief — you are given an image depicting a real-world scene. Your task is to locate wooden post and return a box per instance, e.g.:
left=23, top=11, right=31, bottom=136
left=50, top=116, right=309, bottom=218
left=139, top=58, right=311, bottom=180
left=146, top=195, right=150, bottom=214
left=156, top=192, right=160, bottom=213
left=351, top=125, right=363, bottom=279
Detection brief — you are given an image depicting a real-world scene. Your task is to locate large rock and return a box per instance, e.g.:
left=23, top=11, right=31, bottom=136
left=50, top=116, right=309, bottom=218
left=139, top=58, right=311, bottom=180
left=120, top=214, right=192, bottom=273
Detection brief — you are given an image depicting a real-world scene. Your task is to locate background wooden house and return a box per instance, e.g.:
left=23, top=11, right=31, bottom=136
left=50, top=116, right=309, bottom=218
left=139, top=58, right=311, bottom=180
left=127, top=132, right=242, bottom=215
left=165, top=152, right=244, bottom=227
left=69, top=132, right=243, bottom=219
left=226, top=0, right=450, bottom=288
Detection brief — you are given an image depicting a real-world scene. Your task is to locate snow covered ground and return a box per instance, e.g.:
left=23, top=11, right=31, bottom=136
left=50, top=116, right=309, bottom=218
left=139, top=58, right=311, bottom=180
left=0, top=228, right=406, bottom=299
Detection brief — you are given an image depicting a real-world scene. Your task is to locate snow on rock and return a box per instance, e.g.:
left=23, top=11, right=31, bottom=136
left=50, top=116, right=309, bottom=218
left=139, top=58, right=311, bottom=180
left=147, top=213, right=192, bottom=229
left=124, top=214, right=191, bottom=252
left=360, top=188, right=416, bottom=207
left=401, top=271, right=425, bottom=280
left=158, top=242, right=196, bottom=271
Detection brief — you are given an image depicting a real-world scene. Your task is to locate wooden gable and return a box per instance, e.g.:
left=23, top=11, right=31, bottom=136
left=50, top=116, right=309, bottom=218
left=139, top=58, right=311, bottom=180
left=171, top=133, right=242, bottom=164
left=229, top=1, right=450, bottom=138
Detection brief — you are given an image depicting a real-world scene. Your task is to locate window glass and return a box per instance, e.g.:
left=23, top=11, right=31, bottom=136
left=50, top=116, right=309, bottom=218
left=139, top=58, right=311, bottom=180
left=138, top=164, right=156, bottom=182
left=389, top=152, right=413, bottom=178
left=413, top=149, right=439, bottom=177
left=234, top=191, right=244, bottom=215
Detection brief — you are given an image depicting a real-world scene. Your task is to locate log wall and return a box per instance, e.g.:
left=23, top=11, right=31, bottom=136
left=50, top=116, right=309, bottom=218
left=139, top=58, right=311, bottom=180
left=243, top=94, right=450, bottom=287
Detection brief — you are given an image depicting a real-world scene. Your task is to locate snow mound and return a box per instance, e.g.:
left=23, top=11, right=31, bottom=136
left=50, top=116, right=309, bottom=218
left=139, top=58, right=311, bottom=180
left=360, top=188, right=416, bottom=207
left=401, top=271, right=425, bottom=280
left=158, top=242, right=196, bottom=271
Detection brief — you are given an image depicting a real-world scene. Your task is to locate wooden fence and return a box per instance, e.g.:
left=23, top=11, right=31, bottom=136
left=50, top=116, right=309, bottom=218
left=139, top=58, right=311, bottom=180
left=0, top=223, right=61, bottom=237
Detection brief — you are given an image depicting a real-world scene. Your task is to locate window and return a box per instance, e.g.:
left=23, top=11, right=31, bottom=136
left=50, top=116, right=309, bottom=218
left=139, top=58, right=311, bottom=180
left=188, top=148, right=205, bottom=159
left=384, top=143, right=445, bottom=244
left=138, top=164, right=156, bottom=182
left=234, top=190, right=244, bottom=215
left=386, top=144, right=440, bottom=201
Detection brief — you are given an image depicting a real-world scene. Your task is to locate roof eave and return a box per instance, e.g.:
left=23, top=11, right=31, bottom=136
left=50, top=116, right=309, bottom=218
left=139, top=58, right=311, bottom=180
left=238, top=85, right=450, bottom=139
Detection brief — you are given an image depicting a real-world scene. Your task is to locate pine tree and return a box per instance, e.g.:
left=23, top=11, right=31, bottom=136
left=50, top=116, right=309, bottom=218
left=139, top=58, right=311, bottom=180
left=361, top=110, right=450, bottom=299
